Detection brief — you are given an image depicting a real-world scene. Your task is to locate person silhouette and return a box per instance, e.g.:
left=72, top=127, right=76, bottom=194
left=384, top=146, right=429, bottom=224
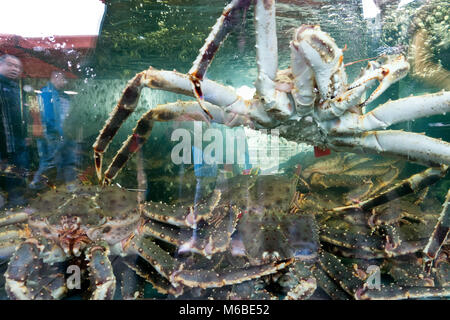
left=0, top=54, right=30, bottom=207
left=30, top=71, right=78, bottom=191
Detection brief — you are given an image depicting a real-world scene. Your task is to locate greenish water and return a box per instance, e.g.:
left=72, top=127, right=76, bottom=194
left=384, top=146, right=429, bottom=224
left=1, top=0, right=449, bottom=300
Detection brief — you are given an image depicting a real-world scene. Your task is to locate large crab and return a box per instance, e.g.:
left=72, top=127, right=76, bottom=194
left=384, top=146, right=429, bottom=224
left=93, top=0, right=450, bottom=270
left=115, top=167, right=448, bottom=300
left=123, top=173, right=375, bottom=300
left=298, top=152, right=403, bottom=204
left=0, top=185, right=151, bottom=299
left=155, top=171, right=450, bottom=300
left=316, top=201, right=450, bottom=300
left=0, top=183, right=297, bottom=300
left=290, top=157, right=450, bottom=299
left=116, top=174, right=317, bottom=299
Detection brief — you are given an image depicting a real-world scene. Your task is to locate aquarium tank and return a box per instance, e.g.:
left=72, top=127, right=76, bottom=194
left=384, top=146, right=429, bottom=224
left=0, top=0, right=448, bottom=300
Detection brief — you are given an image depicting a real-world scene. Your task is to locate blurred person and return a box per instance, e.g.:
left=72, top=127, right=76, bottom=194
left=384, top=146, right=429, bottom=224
left=30, top=71, right=78, bottom=191
left=0, top=54, right=30, bottom=207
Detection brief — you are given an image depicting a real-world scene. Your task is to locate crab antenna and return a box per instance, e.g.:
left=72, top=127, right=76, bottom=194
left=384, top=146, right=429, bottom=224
left=344, top=56, right=377, bottom=68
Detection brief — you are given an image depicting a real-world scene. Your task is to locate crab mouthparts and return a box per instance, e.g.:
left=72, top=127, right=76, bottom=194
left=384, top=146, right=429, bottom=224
left=58, top=217, right=90, bottom=256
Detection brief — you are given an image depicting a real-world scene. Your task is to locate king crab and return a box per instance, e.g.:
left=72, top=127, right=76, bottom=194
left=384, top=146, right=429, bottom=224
left=93, top=0, right=450, bottom=271
left=1, top=179, right=308, bottom=300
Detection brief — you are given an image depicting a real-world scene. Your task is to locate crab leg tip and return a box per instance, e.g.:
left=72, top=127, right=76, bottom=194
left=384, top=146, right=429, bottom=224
left=189, top=76, right=213, bottom=120
left=94, top=151, right=103, bottom=181
left=103, top=177, right=112, bottom=186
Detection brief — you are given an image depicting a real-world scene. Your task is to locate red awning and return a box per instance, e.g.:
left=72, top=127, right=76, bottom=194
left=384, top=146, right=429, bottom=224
left=0, top=34, right=99, bottom=79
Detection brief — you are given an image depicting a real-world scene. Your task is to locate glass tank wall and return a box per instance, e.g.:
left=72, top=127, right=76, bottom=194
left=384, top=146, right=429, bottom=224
left=0, top=0, right=449, bottom=300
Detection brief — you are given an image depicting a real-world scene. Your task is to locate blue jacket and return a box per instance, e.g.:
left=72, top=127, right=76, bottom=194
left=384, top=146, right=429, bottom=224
left=38, top=82, right=69, bottom=138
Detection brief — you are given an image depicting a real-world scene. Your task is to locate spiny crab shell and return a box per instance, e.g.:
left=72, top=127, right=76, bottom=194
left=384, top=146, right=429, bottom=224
left=0, top=178, right=312, bottom=300
left=25, top=186, right=141, bottom=257
left=0, top=185, right=144, bottom=299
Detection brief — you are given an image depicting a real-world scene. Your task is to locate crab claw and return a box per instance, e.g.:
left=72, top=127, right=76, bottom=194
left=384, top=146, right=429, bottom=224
left=292, top=25, right=344, bottom=101
left=360, top=54, right=410, bottom=106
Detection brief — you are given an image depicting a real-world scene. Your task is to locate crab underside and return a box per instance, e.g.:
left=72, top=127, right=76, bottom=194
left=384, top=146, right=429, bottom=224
left=92, top=0, right=450, bottom=275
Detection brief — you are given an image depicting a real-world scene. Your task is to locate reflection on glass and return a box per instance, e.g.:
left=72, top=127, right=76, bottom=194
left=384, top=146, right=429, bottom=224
left=0, top=0, right=448, bottom=300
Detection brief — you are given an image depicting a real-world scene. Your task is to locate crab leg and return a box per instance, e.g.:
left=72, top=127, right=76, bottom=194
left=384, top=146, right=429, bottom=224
left=130, top=236, right=180, bottom=282
left=102, top=101, right=254, bottom=184
left=5, top=240, right=42, bottom=299
left=292, top=25, right=344, bottom=102
left=172, top=258, right=294, bottom=289
left=329, top=239, right=430, bottom=260
left=319, top=218, right=387, bottom=254
left=178, top=205, right=239, bottom=257
left=142, top=220, right=183, bottom=246
left=333, top=165, right=448, bottom=212
left=312, top=266, right=352, bottom=300
left=348, top=54, right=410, bottom=106
left=93, top=69, right=240, bottom=181
left=112, top=258, right=145, bottom=299
left=316, top=54, right=411, bottom=120
left=423, top=189, right=450, bottom=273
left=119, top=267, right=145, bottom=300
left=328, top=91, right=450, bottom=133
left=142, top=189, right=221, bottom=227
left=188, top=0, right=251, bottom=98
left=330, top=130, right=450, bottom=168
left=86, top=245, right=116, bottom=300
left=0, top=225, right=28, bottom=260
left=358, top=284, right=450, bottom=300
left=93, top=73, right=146, bottom=181
left=316, top=85, right=369, bottom=120
left=254, top=0, right=279, bottom=105
left=0, top=238, right=22, bottom=260
left=94, top=67, right=276, bottom=183
left=188, top=0, right=287, bottom=117
left=317, top=252, right=446, bottom=300
left=102, top=102, right=210, bottom=184
left=0, top=212, right=28, bottom=228
left=144, top=206, right=238, bottom=258
left=5, top=239, right=67, bottom=299
left=255, top=5, right=293, bottom=118
left=317, top=251, right=365, bottom=299
left=142, top=69, right=274, bottom=124
left=122, top=255, right=181, bottom=296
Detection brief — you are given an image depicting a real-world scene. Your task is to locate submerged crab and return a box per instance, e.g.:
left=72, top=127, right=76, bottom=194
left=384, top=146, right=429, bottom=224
left=299, top=152, right=403, bottom=204
left=168, top=172, right=449, bottom=300
left=132, top=174, right=360, bottom=300
left=318, top=207, right=450, bottom=300
left=93, top=0, right=450, bottom=268
left=130, top=172, right=448, bottom=300
left=121, top=174, right=309, bottom=299
left=0, top=185, right=152, bottom=299
left=0, top=180, right=301, bottom=299
left=291, top=160, right=450, bottom=299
